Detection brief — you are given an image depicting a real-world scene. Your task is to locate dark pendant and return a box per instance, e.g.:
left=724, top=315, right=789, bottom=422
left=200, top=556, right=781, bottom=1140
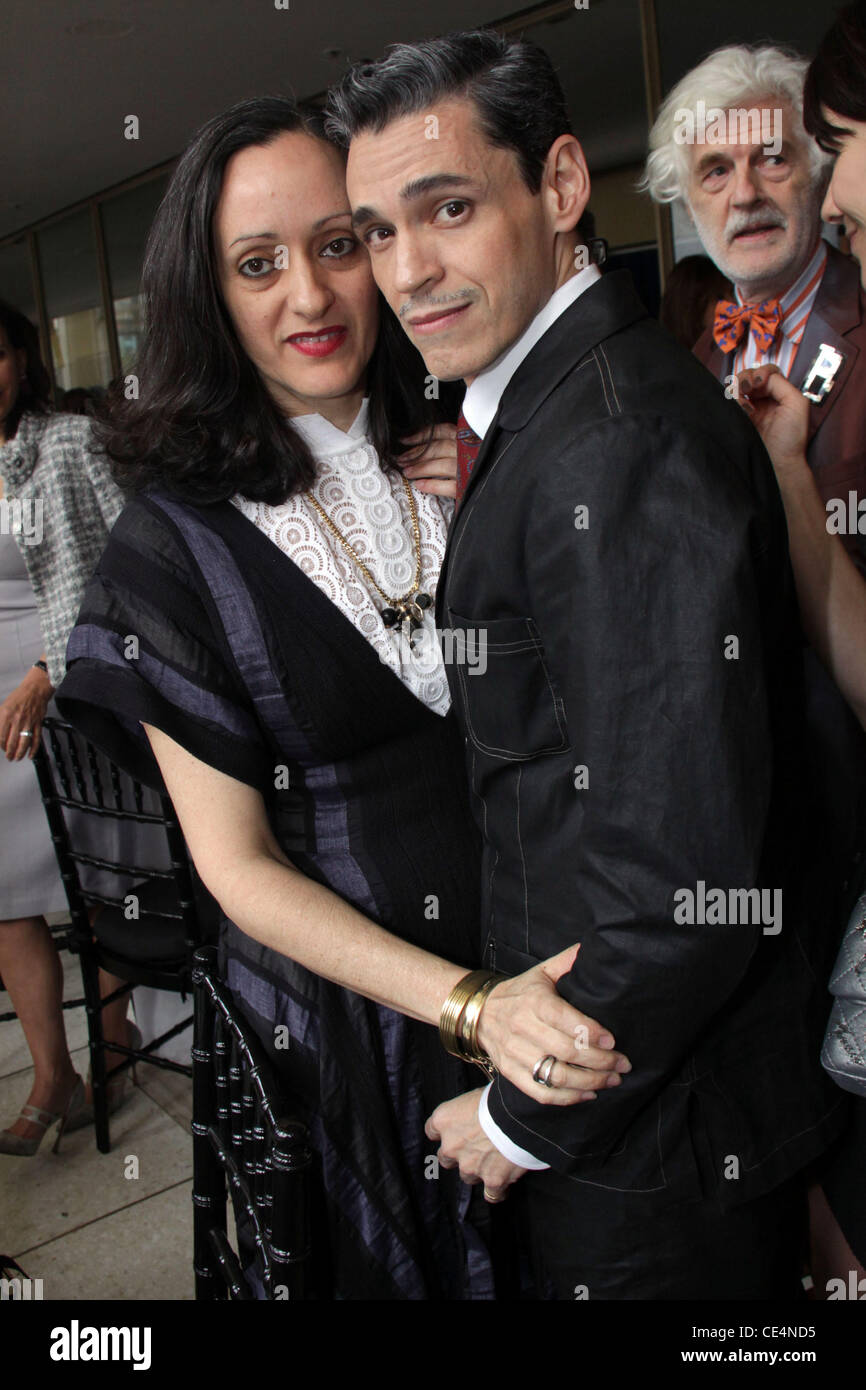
left=383, top=592, right=432, bottom=633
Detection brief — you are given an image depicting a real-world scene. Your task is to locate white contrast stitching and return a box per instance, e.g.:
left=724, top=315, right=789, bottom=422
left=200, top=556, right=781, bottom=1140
left=597, top=343, right=622, bottom=414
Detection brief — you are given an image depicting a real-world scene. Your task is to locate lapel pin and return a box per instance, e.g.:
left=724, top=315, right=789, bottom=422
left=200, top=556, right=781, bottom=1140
left=800, top=343, right=845, bottom=404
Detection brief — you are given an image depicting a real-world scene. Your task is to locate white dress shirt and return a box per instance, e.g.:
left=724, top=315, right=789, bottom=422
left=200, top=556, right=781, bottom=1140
left=461, top=262, right=603, bottom=1170
left=462, top=262, right=602, bottom=439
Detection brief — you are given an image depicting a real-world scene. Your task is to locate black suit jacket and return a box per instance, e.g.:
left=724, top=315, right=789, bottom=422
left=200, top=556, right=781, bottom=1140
left=438, top=271, right=845, bottom=1205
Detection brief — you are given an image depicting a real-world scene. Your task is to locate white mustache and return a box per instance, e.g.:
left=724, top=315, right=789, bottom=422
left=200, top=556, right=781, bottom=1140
left=726, top=211, right=786, bottom=241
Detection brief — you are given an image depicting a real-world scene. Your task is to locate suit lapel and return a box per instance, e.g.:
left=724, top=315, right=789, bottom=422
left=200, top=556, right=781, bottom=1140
left=694, top=326, right=732, bottom=384
left=438, top=273, right=648, bottom=624
left=791, top=245, right=862, bottom=445
left=695, top=244, right=863, bottom=447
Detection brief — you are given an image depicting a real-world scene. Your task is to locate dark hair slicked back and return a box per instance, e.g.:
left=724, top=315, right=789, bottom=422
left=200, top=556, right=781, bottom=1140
left=325, top=29, right=572, bottom=194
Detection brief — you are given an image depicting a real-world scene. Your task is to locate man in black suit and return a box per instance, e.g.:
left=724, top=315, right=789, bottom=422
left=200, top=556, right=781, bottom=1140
left=326, top=30, right=846, bottom=1298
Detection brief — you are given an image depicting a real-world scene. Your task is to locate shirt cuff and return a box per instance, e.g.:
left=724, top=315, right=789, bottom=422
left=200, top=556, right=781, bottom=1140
left=478, top=1083, right=550, bottom=1170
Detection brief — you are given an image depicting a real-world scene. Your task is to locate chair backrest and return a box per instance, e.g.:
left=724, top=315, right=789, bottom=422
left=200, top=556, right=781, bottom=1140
left=192, top=946, right=314, bottom=1300
left=33, top=714, right=212, bottom=988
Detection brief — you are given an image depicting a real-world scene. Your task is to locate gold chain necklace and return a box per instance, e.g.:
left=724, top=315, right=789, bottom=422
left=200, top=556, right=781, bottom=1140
left=305, top=471, right=433, bottom=640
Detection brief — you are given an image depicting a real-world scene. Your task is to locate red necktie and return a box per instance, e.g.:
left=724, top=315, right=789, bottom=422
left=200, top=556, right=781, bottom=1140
left=712, top=297, right=782, bottom=355
left=455, top=411, right=481, bottom=511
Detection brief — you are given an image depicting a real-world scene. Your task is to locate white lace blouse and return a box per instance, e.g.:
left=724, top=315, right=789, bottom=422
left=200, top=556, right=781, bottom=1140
left=230, top=400, right=453, bottom=716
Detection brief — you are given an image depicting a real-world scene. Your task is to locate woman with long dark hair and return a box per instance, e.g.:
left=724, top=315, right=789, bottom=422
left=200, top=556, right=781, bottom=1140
left=57, top=96, right=629, bottom=1298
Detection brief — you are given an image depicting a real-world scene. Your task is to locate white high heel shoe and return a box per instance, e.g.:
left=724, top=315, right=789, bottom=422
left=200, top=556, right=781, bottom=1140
left=0, top=1075, right=88, bottom=1156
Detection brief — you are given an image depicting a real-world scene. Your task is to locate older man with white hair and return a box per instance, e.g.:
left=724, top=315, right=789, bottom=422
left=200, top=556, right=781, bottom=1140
left=644, top=45, right=866, bottom=537
left=645, top=40, right=866, bottom=1124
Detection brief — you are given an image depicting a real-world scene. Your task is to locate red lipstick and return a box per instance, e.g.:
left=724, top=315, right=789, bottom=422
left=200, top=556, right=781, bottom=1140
left=286, top=325, right=348, bottom=357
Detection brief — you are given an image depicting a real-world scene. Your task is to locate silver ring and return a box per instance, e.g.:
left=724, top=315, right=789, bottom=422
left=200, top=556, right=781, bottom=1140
left=18, top=730, right=33, bottom=739
left=532, top=1054, right=558, bottom=1088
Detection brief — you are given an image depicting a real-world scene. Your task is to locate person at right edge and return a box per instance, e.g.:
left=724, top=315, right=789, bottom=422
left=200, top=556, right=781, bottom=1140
left=643, top=40, right=866, bottom=971
left=736, top=1, right=866, bottom=1301
left=328, top=29, right=847, bottom=1299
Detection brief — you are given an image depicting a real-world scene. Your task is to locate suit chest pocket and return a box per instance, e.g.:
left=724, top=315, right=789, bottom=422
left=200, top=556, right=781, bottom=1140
left=447, top=610, right=569, bottom=761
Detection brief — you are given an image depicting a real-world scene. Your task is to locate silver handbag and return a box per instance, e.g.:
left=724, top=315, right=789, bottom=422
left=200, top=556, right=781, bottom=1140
left=821, top=888, right=866, bottom=1097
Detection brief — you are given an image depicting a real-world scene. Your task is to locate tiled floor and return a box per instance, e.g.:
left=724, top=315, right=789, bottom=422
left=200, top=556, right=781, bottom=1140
left=0, top=938, right=196, bottom=1300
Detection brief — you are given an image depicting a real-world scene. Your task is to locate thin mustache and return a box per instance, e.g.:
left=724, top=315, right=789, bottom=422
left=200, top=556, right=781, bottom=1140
left=400, top=292, right=476, bottom=321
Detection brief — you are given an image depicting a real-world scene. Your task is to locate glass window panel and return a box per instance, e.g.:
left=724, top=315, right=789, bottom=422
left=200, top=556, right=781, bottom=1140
left=0, top=237, right=37, bottom=326
left=37, top=210, right=111, bottom=392
left=514, top=2, right=649, bottom=196
left=100, top=175, right=170, bottom=373
left=511, top=1, right=658, bottom=309
left=657, top=0, right=832, bottom=95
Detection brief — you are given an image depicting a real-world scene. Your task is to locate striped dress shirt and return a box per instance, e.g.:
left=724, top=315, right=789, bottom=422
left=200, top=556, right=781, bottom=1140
left=732, top=239, right=829, bottom=378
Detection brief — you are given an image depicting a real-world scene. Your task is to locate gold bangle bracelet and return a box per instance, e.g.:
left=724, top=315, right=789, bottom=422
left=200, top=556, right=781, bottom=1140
left=439, top=970, right=497, bottom=1059
left=460, top=974, right=504, bottom=1058
left=439, top=969, right=508, bottom=1084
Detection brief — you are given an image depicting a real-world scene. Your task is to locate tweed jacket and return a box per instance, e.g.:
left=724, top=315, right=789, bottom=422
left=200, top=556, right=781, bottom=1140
left=0, top=412, right=125, bottom=686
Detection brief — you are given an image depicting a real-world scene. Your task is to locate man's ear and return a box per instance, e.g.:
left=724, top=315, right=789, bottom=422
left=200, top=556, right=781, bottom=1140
left=542, top=134, right=591, bottom=234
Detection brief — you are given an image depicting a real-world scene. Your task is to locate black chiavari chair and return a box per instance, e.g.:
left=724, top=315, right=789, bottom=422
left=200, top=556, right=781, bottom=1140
left=33, top=715, right=218, bottom=1152
left=192, top=945, right=316, bottom=1300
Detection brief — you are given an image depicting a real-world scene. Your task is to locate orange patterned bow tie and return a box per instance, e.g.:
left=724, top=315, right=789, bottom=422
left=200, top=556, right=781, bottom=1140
left=712, top=297, right=783, bottom=355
